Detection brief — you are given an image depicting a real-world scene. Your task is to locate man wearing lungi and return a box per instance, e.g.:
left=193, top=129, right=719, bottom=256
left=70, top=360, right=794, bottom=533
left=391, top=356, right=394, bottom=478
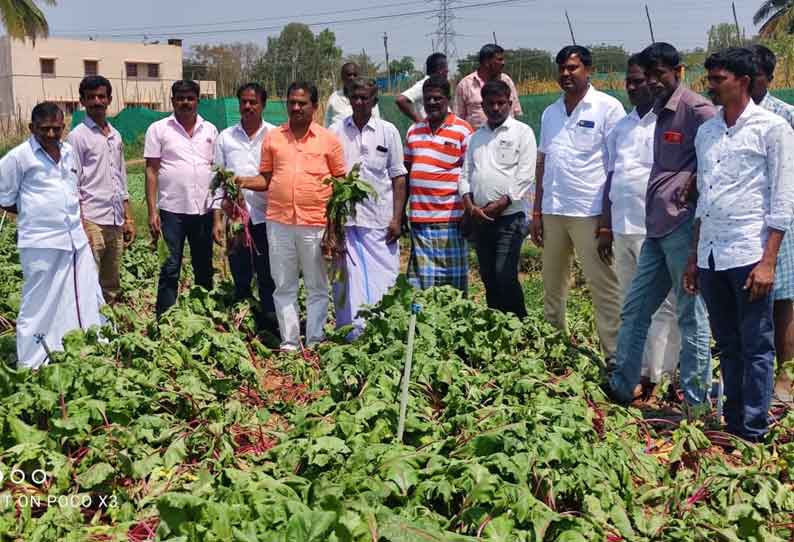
left=0, top=102, right=105, bottom=369
left=330, top=78, right=407, bottom=337
left=405, top=75, right=474, bottom=292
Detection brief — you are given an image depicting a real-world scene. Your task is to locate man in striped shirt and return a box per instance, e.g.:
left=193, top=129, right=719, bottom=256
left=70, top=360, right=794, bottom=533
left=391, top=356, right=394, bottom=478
left=405, top=75, right=474, bottom=292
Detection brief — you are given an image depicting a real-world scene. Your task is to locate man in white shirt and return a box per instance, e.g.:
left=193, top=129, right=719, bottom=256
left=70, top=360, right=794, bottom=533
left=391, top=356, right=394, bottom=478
left=396, top=53, right=448, bottom=123
left=460, top=79, right=536, bottom=317
left=531, top=45, right=625, bottom=359
left=597, top=56, right=680, bottom=398
left=324, top=62, right=381, bottom=128
left=0, top=102, right=104, bottom=369
left=750, top=44, right=794, bottom=403
left=684, top=48, right=794, bottom=442
left=213, top=83, right=277, bottom=332
left=453, top=44, right=522, bottom=129
left=330, top=78, right=408, bottom=338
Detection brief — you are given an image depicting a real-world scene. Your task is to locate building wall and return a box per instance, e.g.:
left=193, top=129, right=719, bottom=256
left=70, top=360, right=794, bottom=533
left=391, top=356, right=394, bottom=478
left=0, top=37, right=216, bottom=117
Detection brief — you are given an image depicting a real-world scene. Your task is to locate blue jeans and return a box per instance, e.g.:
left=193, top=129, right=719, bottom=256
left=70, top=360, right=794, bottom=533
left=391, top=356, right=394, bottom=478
left=700, top=258, right=774, bottom=440
left=473, top=212, right=527, bottom=317
left=228, top=221, right=276, bottom=313
left=609, top=217, right=712, bottom=404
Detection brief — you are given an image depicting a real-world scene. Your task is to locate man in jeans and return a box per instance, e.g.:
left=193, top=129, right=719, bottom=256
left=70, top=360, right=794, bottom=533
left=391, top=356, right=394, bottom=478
left=145, top=80, right=218, bottom=317
left=684, top=48, right=794, bottom=441
left=460, top=79, right=536, bottom=317
left=607, top=43, right=715, bottom=407
left=68, top=75, right=135, bottom=304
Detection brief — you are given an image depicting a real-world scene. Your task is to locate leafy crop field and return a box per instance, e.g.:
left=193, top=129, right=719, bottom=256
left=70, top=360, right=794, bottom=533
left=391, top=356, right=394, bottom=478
left=0, top=219, right=793, bottom=542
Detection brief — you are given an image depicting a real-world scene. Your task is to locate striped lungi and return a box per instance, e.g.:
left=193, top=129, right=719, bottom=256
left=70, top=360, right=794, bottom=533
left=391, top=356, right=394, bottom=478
left=408, top=221, right=468, bottom=292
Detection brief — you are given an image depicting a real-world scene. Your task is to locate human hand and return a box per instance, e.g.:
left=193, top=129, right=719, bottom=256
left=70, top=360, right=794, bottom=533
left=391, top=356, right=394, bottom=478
left=682, top=257, right=700, bottom=295
left=531, top=213, right=543, bottom=247
left=386, top=218, right=402, bottom=244
left=744, top=260, right=775, bottom=302
left=148, top=212, right=161, bottom=242
left=123, top=220, right=136, bottom=247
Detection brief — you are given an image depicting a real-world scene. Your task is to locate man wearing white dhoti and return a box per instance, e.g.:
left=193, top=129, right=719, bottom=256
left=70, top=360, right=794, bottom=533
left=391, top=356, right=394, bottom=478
left=0, top=102, right=104, bottom=369
left=330, top=78, right=408, bottom=338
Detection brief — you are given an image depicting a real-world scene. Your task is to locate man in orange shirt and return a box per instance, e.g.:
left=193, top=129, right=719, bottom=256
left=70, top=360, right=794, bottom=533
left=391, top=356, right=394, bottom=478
left=237, top=81, right=346, bottom=350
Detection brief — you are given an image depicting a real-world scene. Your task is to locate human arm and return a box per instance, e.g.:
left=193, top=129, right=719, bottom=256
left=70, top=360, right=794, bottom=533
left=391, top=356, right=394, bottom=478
left=0, top=150, right=20, bottom=215
left=597, top=172, right=614, bottom=265
left=530, top=152, right=545, bottom=246
left=452, top=81, right=466, bottom=120
left=144, top=158, right=161, bottom=241
left=682, top=218, right=701, bottom=295
left=212, top=209, right=225, bottom=246
left=509, top=77, right=523, bottom=117
left=386, top=125, right=409, bottom=243
left=396, top=95, right=421, bottom=124
left=239, top=132, right=275, bottom=192
left=123, top=200, right=136, bottom=246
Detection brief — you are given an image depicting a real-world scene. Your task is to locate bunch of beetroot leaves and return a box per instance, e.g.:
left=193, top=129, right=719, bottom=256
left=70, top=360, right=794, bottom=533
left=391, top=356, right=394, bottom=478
left=211, top=166, right=253, bottom=255
left=321, top=163, right=376, bottom=266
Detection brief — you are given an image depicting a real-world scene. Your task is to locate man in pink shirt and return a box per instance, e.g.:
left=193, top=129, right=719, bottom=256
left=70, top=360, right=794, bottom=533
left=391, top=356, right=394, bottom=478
left=144, top=80, right=219, bottom=317
left=454, top=44, right=522, bottom=129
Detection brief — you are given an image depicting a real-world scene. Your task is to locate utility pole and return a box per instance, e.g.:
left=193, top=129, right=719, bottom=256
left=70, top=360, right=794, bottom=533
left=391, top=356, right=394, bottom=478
left=492, top=31, right=497, bottom=44
left=645, top=5, right=656, bottom=43
left=732, top=2, right=743, bottom=46
left=383, top=32, right=391, bottom=93
left=565, top=9, right=577, bottom=45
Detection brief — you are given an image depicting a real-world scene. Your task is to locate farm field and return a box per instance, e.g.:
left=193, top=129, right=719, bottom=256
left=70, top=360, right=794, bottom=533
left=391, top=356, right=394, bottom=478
left=0, top=218, right=793, bottom=542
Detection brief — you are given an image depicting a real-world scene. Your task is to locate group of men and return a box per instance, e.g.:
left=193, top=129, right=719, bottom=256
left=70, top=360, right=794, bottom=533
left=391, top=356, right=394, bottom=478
left=1, top=39, right=792, bottom=442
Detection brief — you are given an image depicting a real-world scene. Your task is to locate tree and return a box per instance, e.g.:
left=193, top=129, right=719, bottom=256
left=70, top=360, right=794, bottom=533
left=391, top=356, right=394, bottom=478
left=1, top=0, right=56, bottom=42
left=185, top=42, right=264, bottom=97
left=343, top=51, right=380, bottom=78
left=707, top=23, right=743, bottom=51
left=754, top=0, right=794, bottom=38
left=388, top=56, right=415, bottom=78
left=586, top=44, right=630, bottom=74
left=251, top=23, right=342, bottom=97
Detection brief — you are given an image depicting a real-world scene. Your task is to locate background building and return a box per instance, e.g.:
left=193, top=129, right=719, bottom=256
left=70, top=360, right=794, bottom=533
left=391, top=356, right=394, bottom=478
left=0, top=36, right=216, bottom=118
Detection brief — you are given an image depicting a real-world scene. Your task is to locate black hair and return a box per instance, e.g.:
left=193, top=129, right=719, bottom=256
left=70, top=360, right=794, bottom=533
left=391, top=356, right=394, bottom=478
left=349, top=77, right=378, bottom=97
left=426, top=52, right=447, bottom=75
left=31, top=101, right=63, bottom=123
left=171, top=79, right=200, bottom=97
left=422, top=74, right=451, bottom=98
left=555, top=45, right=592, bottom=67
left=287, top=81, right=319, bottom=105
left=478, top=44, right=504, bottom=64
left=341, top=62, right=358, bottom=75
left=236, top=82, right=267, bottom=104
left=481, top=79, right=511, bottom=100
left=704, top=47, right=756, bottom=81
left=749, top=44, right=776, bottom=79
left=637, top=42, right=680, bottom=70
left=627, top=53, right=643, bottom=69
left=79, top=75, right=112, bottom=99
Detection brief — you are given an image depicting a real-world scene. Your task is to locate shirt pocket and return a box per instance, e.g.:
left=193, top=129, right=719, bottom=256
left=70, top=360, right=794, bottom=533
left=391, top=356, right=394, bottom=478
left=495, top=143, right=519, bottom=167
left=639, top=136, right=654, bottom=166
left=365, top=147, right=389, bottom=172
left=301, top=151, right=329, bottom=176
left=569, top=124, right=599, bottom=150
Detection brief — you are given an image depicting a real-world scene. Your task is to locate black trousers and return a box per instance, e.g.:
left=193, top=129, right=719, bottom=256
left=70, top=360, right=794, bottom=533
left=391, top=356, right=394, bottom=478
left=156, top=209, right=214, bottom=317
left=228, top=221, right=276, bottom=312
left=473, top=211, right=527, bottom=317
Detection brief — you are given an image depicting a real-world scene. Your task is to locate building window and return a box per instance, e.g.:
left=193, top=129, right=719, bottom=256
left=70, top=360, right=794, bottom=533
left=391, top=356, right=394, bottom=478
left=125, top=62, right=138, bottom=78
left=147, top=63, right=159, bottom=78
left=40, top=58, right=55, bottom=76
left=84, top=60, right=98, bottom=76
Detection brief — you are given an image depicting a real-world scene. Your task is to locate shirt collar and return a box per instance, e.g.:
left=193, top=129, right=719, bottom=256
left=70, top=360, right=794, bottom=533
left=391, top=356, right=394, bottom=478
left=168, top=114, right=205, bottom=134
left=29, top=136, right=63, bottom=160
left=233, top=120, right=268, bottom=141
left=557, top=84, right=595, bottom=114
left=657, top=84, right=686, bottom=114
left=484, top=115, right=515, bottom=133
left=280, top=121, right=319, bottom=140
left=719, top=99, right=759, bottom=130
left=344, top=114, right=377, bottom=131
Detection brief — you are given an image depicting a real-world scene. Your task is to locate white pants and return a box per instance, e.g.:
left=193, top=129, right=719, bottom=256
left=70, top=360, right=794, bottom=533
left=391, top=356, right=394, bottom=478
left=267, top=222, right=329, bottom=349
left=17, top=243, right=105, bottom=369
left=614, top=233, right=680, bottom=382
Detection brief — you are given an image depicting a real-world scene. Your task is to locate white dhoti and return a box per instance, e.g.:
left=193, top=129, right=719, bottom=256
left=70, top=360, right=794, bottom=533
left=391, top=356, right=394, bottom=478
left=333, top=226, right=400, bottom=338
left=17, top=243, right=105, bottom=369
left=614, top=233, right=680, bottom=383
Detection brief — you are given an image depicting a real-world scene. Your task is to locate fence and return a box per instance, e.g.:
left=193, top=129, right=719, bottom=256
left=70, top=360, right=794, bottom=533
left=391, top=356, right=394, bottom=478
left=70, top=89, right=794, bottom=146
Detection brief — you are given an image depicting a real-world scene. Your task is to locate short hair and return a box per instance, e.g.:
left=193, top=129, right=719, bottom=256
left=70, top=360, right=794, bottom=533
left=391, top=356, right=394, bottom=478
left=478, top=44, right=505, bottom=64
left=704, top=47, right=756, bottom=81
left=750, top=44, right=776, bottom=79
left=481, top=79, right=511, bottom=100
left=426, top=52, right=447, bottom=75
left=422, top=74, right=451, bottom=98
left=348, top=77, right=378, bottom=98
left=556, top=45, right=593, bottom=67
left=287, top=81, right=319, bottom=105
left=79, top=75, right=112, bottom=99
left=236, top=82, right=267, bottom=104
left=627, top=53, right=643, bottom=69
left=637, top=42, right=680, bottom=70
left=171, top=80, right=200, bottom=97
left=31, top=101, right=63, bottom=123
left=340, top=62, right=358, bottom=75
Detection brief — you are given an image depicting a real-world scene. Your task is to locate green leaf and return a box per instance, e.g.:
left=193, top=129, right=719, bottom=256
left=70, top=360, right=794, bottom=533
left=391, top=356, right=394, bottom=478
left=76, top=462, right=114, bottom=488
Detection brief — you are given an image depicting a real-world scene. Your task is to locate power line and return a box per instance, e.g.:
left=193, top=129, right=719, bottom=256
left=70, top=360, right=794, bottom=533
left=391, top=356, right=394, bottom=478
left=435, top=0, right=458, bottom=59
left=51, top=0, right=533, bottom=40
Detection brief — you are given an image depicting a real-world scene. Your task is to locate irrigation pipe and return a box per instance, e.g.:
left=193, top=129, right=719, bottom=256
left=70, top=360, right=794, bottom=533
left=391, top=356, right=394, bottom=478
left=397, top=302, right=421, bottom=442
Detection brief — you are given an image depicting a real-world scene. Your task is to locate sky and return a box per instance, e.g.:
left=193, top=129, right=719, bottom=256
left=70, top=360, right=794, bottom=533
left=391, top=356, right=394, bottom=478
left=41, top=0, right=762, bottom=67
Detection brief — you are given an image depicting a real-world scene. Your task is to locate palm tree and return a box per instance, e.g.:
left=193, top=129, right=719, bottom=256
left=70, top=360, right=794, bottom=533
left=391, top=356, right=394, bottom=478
left=0, top=0, right=56, bottom=42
